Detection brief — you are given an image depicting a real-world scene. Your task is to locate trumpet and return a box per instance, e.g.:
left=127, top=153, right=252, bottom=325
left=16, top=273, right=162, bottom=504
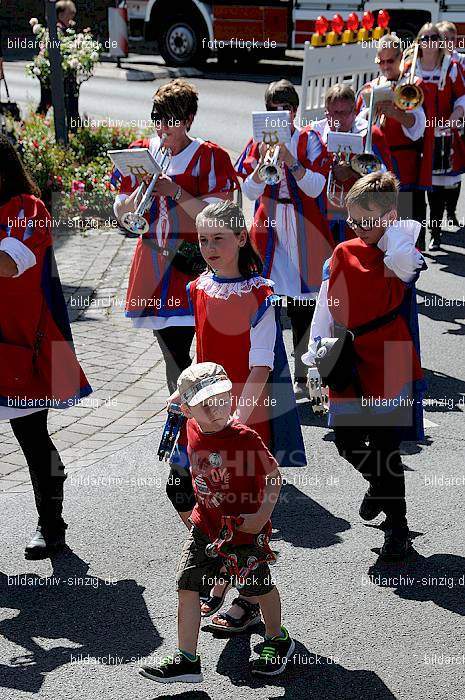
left=394, top=42, right=424, bottom=111
left=121, top=134, right=171, bottom=235
left=351, top=89, right=382, bottom=176
left=257, top=143, right=284, bottom=186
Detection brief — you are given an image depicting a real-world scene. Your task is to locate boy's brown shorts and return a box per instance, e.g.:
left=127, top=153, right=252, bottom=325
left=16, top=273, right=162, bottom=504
left=176, top=526, right=276, bottom=598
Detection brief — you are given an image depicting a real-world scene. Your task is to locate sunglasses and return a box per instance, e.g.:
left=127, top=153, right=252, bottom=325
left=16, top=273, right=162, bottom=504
left=419, top=34, right=440, bottom=42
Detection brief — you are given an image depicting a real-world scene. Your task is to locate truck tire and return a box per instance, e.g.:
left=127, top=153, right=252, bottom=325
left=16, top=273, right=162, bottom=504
left=158, top=15, right=208, bottom=67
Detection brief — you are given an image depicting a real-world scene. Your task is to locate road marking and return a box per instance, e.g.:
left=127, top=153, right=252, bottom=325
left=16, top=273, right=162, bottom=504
left=424, top=417, right=439, bottom=428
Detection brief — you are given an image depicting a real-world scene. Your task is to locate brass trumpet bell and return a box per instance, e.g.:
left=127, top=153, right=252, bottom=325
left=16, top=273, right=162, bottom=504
left=257, top=144, right=284, bottom=186
left=393, top=82, right=424, bottom=111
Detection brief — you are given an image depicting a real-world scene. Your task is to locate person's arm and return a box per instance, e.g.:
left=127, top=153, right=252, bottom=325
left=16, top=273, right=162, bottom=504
left=239, top=468, right=282, bottom=533
left=236, top=302, right=276, bottom=424
left=377, top=221, right=425, bottom=283
left=301, top=278, right=334, bottom=366
left=0, top=238, right=36, bottom=277
left=279, top=133, right=326, bottom=197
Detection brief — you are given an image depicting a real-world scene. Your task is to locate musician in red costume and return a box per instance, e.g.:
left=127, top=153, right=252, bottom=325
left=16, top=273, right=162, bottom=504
left=313, top=84, right=393, bottom=246
left=0, top=136, right=92, bottom=559
left=113, top=79, right=239, bottom=393
left=236, top=79, right=334, bottom=400
left=303, top=172, right=426, bottom=560
left=403, top=24, right=465, bottom=250
left=438, top=20, right=465, bottom=228
left=357, top=34, right=427, bottom=249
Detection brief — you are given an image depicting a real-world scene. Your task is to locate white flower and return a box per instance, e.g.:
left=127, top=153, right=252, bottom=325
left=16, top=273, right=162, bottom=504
left=32, top=24, right=42, bottom=35
left=69, top=58, right=79, bottom=69
left=90, top=52, right=99, bottom=61
left=29, top=17, right=39, bottom=27
left=33, top=67, right=41, bottom=76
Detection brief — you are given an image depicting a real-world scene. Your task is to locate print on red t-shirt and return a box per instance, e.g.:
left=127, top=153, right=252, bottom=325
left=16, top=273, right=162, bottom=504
left=187, top=419, right=278, bottom=545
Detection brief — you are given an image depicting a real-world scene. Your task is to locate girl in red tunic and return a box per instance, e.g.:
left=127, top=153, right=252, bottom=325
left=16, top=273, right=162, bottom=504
left=113, top=79, right=239, bottom=393
left=303, top=172, right=426, bottom=560
left=0, top=136, right=92, bottom=558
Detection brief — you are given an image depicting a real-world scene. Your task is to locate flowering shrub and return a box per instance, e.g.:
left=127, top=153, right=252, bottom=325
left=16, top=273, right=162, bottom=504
left=10, top=114, right=144, bottom=223
left=25, top=18, right=102, bottom=86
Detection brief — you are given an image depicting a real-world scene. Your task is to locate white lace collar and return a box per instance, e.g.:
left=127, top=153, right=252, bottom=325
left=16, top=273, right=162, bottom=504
left=196, top=273, right=274, bottom=300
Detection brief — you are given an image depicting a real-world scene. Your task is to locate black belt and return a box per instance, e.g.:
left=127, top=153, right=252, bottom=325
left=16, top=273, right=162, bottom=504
left=277, top=197, right=292, bottom=204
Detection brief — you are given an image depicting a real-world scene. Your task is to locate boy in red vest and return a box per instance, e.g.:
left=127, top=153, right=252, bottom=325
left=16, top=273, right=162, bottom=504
left=303, top=172, right=426, bottom=559
left=139, top=362, right=294, bottom=684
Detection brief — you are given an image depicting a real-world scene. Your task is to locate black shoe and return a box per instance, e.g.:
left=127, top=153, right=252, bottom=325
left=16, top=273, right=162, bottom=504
left=251, top=627, right=295, bottom=676
left=416, top=233, right=426, bottom=251
left=139, top=651, right=203, bottom=684
left=428, top=237, right=441, bottom=251
left=359, top=487, right=383, bottom=521
left=379, top=528, right=412, bottom=560
left=24, top=525, right=66, bottom=560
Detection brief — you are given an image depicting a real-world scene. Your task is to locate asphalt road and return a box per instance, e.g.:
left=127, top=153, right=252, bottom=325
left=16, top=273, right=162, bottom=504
left=1, top=57, right=465, bottom=700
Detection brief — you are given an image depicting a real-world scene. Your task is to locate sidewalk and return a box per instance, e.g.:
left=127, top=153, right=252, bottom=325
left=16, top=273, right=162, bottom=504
left=0, top=227, right=170, bottom=493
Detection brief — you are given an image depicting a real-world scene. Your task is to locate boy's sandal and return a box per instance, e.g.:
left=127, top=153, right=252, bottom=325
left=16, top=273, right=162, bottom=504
left=207, top=597, right=261, bottom=632
left=200, top=581, right=231, bottom=618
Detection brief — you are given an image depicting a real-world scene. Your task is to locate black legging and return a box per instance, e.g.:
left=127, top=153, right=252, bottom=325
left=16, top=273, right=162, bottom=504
left=427, top=186, right=448, bottom=242
left=287, top=297, right=316, bottom=384
left=153, top=325, right=195, bottom=395
left=334, top=425, right=407, bottom=530
left=10, top=409, right=67, bottom=532
left=398, top=189, right=427, bottom=246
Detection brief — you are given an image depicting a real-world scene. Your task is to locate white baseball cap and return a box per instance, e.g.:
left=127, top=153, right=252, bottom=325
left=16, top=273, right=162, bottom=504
left=177, top=362, right=232, bottom=407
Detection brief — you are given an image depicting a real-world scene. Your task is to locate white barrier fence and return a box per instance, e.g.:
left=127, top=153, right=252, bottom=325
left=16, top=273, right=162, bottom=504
left=300, top=40, right=380, bottom=124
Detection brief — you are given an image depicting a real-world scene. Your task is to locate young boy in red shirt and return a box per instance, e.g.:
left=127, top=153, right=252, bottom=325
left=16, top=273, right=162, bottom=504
left=139, top=362, right=294, bottom=684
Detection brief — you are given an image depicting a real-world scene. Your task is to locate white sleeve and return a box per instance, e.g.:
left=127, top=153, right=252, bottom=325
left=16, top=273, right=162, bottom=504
left=377, top=223, right=425, bottom=283
left=302, top=279, right=333, bottom=366
left=0, top=237, right=37, bottom=277
left=249, top=304, right=276, bottom=369
left=401, top=106, right=426, bottom=140
left=296, top=169, right=326, bottom=198
left=242, top=172, right=266, bottom=201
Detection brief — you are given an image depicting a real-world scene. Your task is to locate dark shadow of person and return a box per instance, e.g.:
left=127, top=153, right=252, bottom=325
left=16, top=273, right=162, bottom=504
left=272, top=483, right=351, bottom=549
left=0, top=548, right=162, bottom=694
left=216, top=637, right=397, bottom=699
left=368, top=551, right=465, bottom=617
left=154, top=693, right=212, bottom=700
left=417, top=289, right=465, bottom=335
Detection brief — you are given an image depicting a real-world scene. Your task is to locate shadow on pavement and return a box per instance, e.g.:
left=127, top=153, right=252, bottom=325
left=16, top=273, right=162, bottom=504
left=422, top=368, right=465, bottom=411
left=153, top=693, right=212, bottom=700
left=368, top=551, right=465, bottom=617
left=0, top=548, right=162, bottom=694
left=217, top=637, right=397, bottom=699
left=272, top=483, right=350, bottom=549
left=417, top=289, right=465, bottom=336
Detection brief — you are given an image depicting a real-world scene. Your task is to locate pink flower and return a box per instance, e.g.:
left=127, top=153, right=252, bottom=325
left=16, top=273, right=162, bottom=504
left=71, top=180, right=86, bottom=192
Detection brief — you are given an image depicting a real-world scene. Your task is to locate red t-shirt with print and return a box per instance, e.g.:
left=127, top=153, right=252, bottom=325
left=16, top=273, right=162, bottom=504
left=187, top=418, right=279, bottom=545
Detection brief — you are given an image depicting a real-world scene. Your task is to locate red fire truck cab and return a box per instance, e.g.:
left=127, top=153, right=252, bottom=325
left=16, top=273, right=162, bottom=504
left=126, top=0, right=465, bottom=66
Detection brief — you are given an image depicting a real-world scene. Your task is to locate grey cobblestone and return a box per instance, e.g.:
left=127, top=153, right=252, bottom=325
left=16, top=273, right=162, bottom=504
left=0, top=227, right=168, bottom=493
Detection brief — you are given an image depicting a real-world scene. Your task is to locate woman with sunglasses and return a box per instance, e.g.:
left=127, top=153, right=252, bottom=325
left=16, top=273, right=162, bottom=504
left=356, top=35, right=427, bottom=249
left=403, top=23, right=465, bottom=251
left=113, top=79, right=239, bottom=395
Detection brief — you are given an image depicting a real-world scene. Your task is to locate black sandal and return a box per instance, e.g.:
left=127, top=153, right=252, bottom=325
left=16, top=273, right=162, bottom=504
left=207, top=597, right=261, bottom=633
left=200, top=581, right=231, bottom=618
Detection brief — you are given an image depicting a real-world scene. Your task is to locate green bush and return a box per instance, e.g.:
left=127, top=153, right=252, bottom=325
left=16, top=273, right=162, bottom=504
left=11, top=114, right=145, bottom=224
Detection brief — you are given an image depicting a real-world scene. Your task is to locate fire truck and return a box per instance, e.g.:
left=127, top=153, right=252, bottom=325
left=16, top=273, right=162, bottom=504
left=126, top=0, right=465, bottom=66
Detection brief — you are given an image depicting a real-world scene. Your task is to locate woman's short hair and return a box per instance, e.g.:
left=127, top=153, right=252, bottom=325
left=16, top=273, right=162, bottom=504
left=151, top=79, right=198, bottom=124
left=325, top=84, right=356, bottom=108
left=265, top=79, right=299, bottom=110
left=345, top=171, right=399, bottom=212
